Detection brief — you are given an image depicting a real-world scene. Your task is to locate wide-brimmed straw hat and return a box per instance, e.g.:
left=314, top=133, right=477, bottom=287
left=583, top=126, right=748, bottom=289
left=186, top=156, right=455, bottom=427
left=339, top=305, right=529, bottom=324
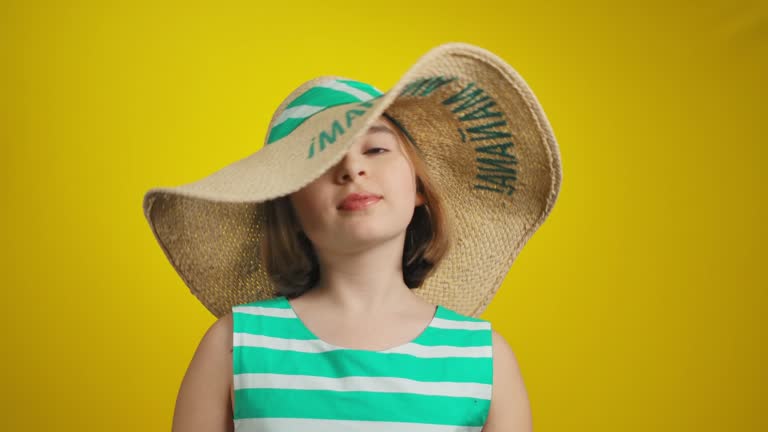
left=142, top=42, right=562, bottom=318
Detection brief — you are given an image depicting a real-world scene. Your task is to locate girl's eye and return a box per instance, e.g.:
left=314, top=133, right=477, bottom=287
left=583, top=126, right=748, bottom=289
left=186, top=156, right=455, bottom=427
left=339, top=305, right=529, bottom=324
left=366, top=147, right=388, bottom=155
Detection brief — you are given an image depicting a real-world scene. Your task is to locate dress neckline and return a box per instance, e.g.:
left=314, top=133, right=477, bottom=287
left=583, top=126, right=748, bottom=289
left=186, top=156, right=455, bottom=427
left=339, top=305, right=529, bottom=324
left=281, top=295, right=440, bottom=353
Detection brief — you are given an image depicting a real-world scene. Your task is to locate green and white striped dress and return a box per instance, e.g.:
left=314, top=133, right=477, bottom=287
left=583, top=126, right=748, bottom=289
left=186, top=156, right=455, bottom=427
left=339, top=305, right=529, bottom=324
left=232, top=296, right=494, bottom=431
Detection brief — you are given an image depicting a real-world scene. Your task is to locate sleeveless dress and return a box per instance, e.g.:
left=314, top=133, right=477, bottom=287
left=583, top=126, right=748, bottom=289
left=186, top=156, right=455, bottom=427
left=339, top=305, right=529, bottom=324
left=232, top=296, right=494, bottom=431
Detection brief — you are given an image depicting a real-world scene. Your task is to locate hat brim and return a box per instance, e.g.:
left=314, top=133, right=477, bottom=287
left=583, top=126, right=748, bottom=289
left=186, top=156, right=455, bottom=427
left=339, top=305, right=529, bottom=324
left=143, top=42, right=562, bottom=317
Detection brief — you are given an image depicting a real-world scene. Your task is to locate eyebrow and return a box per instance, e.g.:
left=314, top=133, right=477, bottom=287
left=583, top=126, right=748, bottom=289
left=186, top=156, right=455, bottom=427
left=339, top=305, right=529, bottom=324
left=367, top=125, right=396, bottom=136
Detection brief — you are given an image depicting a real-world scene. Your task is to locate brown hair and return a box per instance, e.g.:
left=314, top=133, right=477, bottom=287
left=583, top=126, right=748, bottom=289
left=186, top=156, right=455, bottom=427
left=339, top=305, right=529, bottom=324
left=260, top=115, right=452, bottom=299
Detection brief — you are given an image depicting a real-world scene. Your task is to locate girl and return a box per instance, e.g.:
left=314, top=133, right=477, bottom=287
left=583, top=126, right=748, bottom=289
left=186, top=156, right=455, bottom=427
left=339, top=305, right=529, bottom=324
left=143, top=42, right=562, bottom=432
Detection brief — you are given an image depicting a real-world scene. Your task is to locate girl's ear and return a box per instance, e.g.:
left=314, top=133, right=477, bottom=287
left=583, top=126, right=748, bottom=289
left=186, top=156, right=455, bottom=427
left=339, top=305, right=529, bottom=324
left=415, top=191, right=426, bottom=206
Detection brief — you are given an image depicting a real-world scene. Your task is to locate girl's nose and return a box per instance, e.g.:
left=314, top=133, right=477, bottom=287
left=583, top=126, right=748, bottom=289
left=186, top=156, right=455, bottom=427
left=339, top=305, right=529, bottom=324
left=335, top=154, right=367, bottom=183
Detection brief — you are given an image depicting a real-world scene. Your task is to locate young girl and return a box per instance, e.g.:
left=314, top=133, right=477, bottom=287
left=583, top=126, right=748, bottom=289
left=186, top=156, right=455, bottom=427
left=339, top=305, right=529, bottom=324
left=143, top=42, right=562, bottom=432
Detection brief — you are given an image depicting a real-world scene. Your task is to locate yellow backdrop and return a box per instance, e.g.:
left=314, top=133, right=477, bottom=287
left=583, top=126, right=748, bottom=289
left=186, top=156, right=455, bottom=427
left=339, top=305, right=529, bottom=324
left=2, top=1, right=765, bottom=430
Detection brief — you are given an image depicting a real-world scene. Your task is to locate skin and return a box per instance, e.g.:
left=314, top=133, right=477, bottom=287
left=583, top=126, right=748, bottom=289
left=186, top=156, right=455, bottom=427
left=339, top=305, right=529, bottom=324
left=170, top=115, right=533, bottom=432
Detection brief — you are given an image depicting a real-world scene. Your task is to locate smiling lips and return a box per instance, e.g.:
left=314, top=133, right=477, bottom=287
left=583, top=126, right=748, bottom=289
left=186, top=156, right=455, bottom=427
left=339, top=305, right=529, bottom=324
left=338, top=193, right=382, bottom=211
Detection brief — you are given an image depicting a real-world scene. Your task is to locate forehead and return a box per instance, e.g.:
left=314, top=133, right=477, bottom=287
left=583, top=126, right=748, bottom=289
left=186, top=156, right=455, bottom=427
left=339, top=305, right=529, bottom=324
left=366, top=117, right=397, bottom=135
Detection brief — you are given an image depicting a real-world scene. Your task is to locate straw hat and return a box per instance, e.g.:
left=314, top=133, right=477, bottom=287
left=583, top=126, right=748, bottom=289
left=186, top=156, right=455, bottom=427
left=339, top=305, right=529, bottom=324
left=142, top=42, right=562, bottom=318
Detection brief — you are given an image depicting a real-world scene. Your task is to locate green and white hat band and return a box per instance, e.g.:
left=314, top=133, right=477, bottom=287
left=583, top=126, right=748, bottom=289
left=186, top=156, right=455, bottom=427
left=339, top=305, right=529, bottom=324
left=266, top=78, right=383, bottom=145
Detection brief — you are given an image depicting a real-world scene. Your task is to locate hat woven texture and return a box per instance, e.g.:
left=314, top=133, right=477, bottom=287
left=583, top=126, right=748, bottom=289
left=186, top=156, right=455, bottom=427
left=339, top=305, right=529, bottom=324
left=142, top=42, right=563, bottom=318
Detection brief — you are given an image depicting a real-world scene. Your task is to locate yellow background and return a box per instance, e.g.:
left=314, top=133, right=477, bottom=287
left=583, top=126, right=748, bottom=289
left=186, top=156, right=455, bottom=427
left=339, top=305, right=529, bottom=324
left=2, top=1, right=765, bottom=430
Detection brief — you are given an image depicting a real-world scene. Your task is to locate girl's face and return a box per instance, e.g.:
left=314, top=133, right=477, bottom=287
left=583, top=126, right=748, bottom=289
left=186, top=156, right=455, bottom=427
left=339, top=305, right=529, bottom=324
left=289, top=115, right=425, bottom=254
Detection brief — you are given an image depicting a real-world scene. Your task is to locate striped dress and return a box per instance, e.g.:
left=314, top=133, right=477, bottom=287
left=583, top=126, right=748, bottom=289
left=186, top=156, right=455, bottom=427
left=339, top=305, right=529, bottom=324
left=232, top=296, right=494, bottom=432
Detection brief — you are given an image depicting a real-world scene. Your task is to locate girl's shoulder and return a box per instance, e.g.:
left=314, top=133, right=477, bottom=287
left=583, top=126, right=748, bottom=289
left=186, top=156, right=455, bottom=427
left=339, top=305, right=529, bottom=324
left=172, top=309, right=234, bottom=428
left=437, top=304, right=493, bottom=326
left=232, top=295, right=287, bottom=310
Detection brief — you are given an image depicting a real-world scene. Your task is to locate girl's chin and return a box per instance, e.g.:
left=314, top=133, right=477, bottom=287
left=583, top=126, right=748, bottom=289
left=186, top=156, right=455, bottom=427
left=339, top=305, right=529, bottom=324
left=324, top=230, right=406, bottom=247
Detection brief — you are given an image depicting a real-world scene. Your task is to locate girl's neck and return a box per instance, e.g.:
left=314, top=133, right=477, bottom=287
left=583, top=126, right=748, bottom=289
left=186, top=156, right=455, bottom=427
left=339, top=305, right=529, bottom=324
left=308, top=232, right=416, bottom=314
